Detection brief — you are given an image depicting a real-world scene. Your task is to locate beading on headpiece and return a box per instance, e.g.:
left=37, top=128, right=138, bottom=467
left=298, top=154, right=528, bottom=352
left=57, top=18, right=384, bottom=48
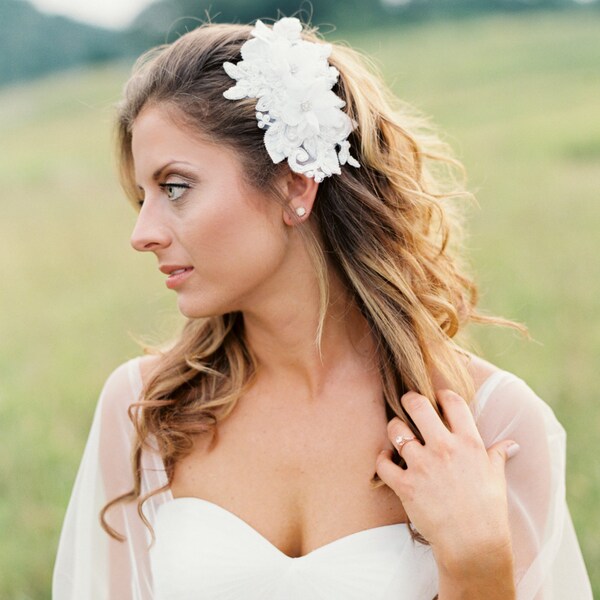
left=222, top=17, right=360, bottom=183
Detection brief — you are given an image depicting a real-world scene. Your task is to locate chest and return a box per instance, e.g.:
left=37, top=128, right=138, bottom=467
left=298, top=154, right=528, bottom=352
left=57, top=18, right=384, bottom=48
left=169, top=383, right=408, bottom=558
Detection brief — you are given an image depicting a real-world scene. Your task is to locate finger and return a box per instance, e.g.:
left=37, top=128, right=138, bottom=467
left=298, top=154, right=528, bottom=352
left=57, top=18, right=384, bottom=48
left=400, top=391, right=449, bottom=442
left=387, top=417, right=423, bottom=461
left=435, top=389, right=480, bottom=438
left=376, top=449, right=408, bottom=497
left=487, top=440, right=520, bottom=474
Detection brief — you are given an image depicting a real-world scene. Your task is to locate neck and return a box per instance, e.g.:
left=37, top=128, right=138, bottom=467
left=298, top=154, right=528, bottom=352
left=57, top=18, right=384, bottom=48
left=241, top=270, right=378, bottom=400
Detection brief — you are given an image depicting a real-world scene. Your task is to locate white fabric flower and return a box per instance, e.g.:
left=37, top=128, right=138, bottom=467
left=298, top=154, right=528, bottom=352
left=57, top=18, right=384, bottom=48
left=223, top=17, right=360, bottom=182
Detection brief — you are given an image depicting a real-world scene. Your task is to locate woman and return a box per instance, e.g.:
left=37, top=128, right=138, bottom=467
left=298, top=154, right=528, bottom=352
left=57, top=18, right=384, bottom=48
left=52, top=17, right=592, bottom=600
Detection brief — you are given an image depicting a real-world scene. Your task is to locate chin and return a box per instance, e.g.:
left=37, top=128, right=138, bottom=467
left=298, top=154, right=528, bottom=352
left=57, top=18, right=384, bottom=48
left=175, top=294, right=236, bottom=320
left=176, top=303, right=214, bottom=320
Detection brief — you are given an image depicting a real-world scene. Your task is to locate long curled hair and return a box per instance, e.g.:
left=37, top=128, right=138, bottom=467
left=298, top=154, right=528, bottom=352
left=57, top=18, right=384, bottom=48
left=101, top=19, right=525, bottom=546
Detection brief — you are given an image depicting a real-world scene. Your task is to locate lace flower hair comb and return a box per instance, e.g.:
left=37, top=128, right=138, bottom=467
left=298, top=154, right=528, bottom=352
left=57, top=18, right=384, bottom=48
left=222, top=17, right=360, bottom=183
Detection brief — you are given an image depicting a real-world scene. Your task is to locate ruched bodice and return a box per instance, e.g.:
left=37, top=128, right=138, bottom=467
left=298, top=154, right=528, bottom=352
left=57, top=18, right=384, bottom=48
left=149, top=497, right=439, bottom=600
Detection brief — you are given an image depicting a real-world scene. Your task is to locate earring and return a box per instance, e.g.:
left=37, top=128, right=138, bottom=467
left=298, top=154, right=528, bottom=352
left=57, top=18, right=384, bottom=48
left=295, top=206, right=307, bottom=217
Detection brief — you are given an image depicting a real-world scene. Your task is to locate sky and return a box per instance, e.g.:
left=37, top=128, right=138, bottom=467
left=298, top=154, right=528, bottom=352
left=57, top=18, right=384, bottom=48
left=28, top=0, right=158, bottom=29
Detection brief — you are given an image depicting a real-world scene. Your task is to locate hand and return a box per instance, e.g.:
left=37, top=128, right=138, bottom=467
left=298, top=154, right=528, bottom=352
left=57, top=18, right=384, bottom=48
left=375, top=389, right=519, bottom=573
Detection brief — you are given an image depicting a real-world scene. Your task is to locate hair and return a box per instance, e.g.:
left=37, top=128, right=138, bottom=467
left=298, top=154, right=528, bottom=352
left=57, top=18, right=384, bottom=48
left=101, top=19, right=527, bottom=548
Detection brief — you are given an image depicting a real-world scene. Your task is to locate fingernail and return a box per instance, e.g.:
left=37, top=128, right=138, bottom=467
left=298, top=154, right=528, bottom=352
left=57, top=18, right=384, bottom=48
left=506, top=443, right=520, bottom=459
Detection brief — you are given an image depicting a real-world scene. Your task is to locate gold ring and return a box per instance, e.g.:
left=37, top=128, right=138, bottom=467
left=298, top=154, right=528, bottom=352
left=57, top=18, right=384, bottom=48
left=394, top=435, right=418, bottom=455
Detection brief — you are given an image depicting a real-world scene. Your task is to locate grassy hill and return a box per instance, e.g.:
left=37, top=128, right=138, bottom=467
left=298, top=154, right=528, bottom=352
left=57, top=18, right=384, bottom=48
left=0, top=8, right=598, bottom=597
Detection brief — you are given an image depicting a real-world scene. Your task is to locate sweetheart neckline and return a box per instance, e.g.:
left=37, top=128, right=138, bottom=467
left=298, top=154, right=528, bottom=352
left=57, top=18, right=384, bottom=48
left=140, top=363, right=512, bottom=560
left=158, top=495, right=412, bottom=560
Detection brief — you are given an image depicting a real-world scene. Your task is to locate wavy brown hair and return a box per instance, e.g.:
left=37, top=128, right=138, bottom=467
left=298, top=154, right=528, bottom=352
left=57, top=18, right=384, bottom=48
left=101, top=19, right=526, bottom=547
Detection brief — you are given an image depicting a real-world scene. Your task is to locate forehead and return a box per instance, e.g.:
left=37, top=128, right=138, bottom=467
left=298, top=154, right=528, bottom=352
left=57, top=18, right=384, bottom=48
left=131, top=104, right=242, bottom=181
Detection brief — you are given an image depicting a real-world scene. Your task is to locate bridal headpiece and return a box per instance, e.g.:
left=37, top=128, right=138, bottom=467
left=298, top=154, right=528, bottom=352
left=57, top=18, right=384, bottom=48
left=222, top=17, right=360, bottom=182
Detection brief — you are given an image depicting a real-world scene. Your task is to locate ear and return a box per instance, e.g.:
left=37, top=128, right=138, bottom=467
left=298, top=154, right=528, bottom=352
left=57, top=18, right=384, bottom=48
left=281, top=171, right=319, bottom=226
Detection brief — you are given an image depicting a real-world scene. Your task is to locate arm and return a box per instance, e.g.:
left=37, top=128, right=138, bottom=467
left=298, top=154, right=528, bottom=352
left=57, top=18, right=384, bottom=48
left=435, top=540, right=516, bottom=599
left=376, top=387, right=519, bottom=599
left=474, top=375, right=593, bottom=599
left=52, top=359, right=153, bottom=600
left=376, top=374, right=593, bottom=600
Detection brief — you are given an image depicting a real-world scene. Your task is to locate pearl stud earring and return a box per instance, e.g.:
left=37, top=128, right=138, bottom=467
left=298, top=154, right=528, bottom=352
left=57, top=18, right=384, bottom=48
left=295, top=206, right=307, bottom=217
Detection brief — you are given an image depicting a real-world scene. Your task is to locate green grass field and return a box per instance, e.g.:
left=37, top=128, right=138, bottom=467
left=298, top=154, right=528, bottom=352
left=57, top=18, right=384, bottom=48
left=1, top=8, right=598, bottom=598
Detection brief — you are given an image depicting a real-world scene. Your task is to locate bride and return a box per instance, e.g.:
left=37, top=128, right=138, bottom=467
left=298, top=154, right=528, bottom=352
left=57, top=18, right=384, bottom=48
left=52, top=16, right=592, bottom=599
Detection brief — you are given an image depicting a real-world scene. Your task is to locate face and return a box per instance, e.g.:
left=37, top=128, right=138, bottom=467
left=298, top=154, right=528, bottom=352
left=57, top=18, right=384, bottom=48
left=130, top=104, right=290, bottom=318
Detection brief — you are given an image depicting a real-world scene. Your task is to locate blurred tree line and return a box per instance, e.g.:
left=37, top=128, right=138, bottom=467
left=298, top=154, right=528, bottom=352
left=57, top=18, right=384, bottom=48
left=0, top=0, right=129, bottom=86
left=1, top=0, right=598, bottom=87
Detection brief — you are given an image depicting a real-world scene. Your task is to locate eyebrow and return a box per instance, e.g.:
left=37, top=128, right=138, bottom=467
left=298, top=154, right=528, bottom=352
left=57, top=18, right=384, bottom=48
left=136, top=161, right=195, bottom=189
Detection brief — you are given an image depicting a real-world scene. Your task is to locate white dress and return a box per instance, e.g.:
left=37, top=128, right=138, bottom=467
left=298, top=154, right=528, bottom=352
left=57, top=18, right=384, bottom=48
left=52, top=357, right=593, bottom=599
left=150, top=497, right=438, bottom=599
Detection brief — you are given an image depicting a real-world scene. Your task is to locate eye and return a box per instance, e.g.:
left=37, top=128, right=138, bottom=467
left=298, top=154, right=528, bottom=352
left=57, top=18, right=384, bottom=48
left=135, top=186, right=145, bottom=208
left=159, top=182, right=190, bottom=201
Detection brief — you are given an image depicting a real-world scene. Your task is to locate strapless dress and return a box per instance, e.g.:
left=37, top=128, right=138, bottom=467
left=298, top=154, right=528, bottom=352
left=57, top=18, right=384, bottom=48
left=149, top=495, right=439, bottom=600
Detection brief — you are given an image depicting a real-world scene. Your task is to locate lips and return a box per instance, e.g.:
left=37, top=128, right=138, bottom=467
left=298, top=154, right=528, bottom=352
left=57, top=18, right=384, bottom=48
left=159, top=264, right=194, bottom=289
left=159, top=264, right=193, bottom=275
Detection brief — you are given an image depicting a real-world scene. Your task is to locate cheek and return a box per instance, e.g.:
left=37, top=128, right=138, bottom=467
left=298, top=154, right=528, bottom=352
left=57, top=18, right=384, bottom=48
left=183, top=195, right=287, bottom=291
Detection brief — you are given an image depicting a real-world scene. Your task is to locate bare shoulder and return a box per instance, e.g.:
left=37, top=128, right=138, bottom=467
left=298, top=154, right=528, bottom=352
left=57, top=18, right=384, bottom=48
left=429, top=349, right=502, bottom=397
left=463, top=351, right=502, bottom=392
left=95, top=358, right=142, bottom=424
left=100, top=359, right=135, bottom=397
left=137, top=353, right=163, bottom=387
left=96, top=355, right=163, bottom=427
left=462, top=352, right=553, bottom=425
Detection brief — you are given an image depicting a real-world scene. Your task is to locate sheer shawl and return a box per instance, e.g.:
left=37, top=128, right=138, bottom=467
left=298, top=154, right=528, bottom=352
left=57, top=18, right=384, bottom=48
left=52, top=357, right=593, bottom=599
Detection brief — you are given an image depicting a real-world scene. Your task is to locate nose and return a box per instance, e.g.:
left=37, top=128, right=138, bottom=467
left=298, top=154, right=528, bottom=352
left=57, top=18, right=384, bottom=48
left=130, top=199, right=172, bottom=253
